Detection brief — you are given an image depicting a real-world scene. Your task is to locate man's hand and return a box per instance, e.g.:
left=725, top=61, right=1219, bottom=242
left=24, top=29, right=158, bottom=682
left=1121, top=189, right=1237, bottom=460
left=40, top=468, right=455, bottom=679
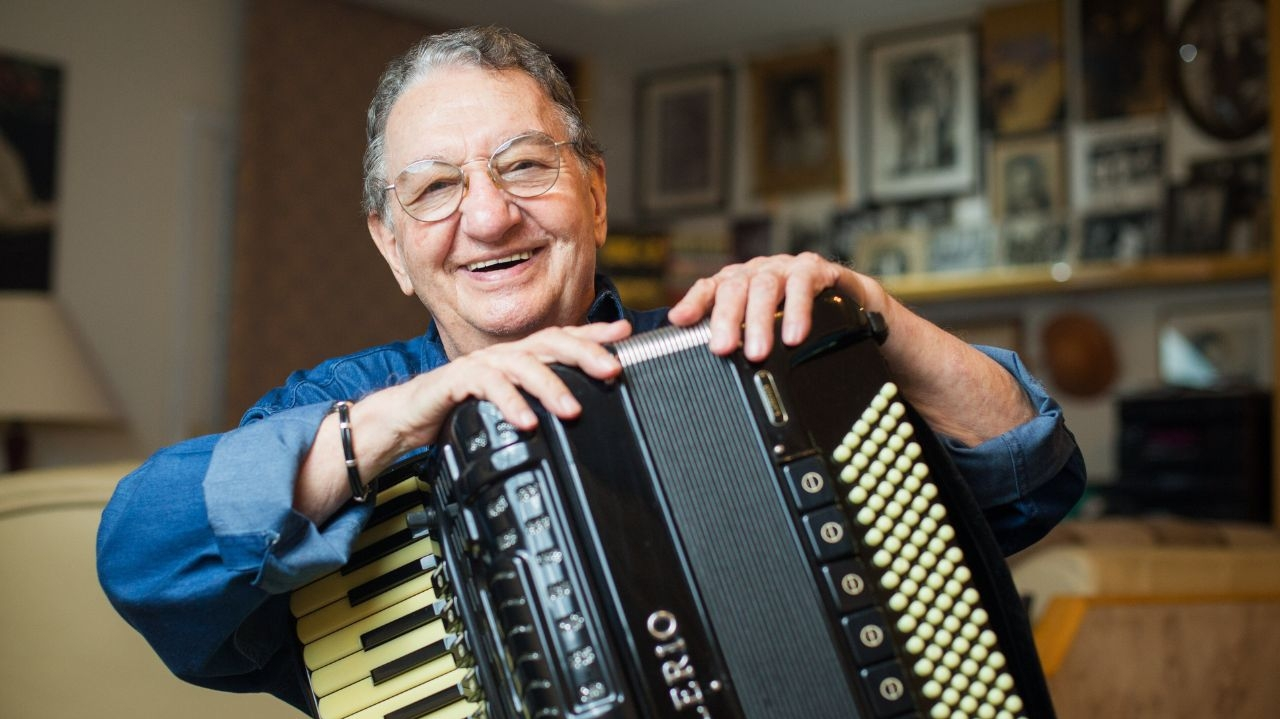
left=295, top=320, right=631, bottom=522
left=667, top=252, right=886, bottom=361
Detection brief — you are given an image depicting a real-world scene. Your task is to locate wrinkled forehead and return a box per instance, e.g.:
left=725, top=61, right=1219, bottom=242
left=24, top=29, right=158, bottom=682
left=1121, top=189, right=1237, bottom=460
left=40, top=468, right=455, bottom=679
left=383, top=65, right=567, bottom=169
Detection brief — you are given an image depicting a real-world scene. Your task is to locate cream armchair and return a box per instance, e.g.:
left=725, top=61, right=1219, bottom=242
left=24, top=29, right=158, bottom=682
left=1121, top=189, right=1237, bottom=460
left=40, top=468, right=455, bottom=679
left=0, top=462, right=302, bottom=719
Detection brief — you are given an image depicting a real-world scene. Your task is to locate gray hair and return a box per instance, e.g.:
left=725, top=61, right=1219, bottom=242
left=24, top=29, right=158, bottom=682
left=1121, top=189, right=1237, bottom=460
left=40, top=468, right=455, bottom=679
left=363, top=26, right=604, bottom=224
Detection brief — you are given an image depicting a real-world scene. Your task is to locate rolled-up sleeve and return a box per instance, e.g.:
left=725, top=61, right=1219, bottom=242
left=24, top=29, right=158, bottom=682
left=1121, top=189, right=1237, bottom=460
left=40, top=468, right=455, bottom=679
left=940, top=345, right=1086, bottom=555
left=96, top=403, right=371, bottom=712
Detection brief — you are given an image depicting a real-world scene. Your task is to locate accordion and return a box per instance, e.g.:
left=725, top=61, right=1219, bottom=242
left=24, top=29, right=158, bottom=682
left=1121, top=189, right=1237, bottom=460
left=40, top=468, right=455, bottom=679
left=291, top=292, right=1055, bottom=719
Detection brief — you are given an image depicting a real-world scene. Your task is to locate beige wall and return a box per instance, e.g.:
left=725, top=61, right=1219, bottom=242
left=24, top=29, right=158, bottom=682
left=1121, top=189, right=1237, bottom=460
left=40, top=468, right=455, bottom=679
left=0, top=0, right=243, bottom=465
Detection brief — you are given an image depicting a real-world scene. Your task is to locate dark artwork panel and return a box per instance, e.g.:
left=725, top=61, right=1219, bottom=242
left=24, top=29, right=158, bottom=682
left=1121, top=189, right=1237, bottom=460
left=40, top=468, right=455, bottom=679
left=1, top=53, right=62, bottom=291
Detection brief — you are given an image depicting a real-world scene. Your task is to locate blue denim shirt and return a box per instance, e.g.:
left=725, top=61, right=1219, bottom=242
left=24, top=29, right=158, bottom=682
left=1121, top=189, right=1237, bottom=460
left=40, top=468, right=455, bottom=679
left=97, top=277, right=1084, bottom=714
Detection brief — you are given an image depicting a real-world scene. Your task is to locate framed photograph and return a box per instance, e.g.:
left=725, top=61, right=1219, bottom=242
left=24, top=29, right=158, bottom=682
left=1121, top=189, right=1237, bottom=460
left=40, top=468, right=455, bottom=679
left=1164, top=183, right=1229, bottom=256
left=636, top=64, right=732, bottom=216
left=980, top=0, right=1065, bottom=135
left=1078, top=0, right=1168, bottom=120
left=730, top=215, right=775, bottom=263
left=1158, top=300, right=1271, bottom=388
left=852, top=229, right=928, bottom=278
left=928, top=225, right=997, bottom=274
left=989, top=133, right=1064, bottom=220
left=749, top=46, right=841, bottom=194
left=1, top=53, right=62, bottom=291
left=866, top=26, right=979, bottom=201
left=1190, top=152, right=1269, bottom=252
left=1080, top=209, right=1159, bottom=263
left=999, top=217, right=1072, bottom=266
left=1070, top=117, right=1165, bottom=211
left=1172, top=0, right=1268, bottom=141
left=829, top=206, right=881, bottom=263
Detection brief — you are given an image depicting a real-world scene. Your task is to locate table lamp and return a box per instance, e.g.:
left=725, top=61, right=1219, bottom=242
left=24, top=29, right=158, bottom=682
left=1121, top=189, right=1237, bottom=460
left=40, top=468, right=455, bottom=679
left=0, top=292, right=118, bottom=471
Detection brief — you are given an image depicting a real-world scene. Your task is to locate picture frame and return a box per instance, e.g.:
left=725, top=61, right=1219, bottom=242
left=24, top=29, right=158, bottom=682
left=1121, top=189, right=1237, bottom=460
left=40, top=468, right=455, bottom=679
left=927, top=225, right=997, bottom=274
left=1172, top=0, right=1268, bottom=141
left=1069, top=116, right=1165, bottom=211
left=866, top=25, right=979, bottom=202
left=1077, top=0, right=1168, bottom=120
left=999, top=217, right=1072, bottom=266
left=980, top=0, right=1065, bottom=135
left=852, top=229, right=928, bottom=278
left=989, top=133, right=1064, bottom=220
left=1164, top=183, right=1230, bottom=256
left=0, top=52, right=62, bottom=291
left=635, top=63, right=732, bottom=217
left=1158, top=300, right=1272, bottom=389
left=1080, top=209, right=1159, bottom=263
left=749, top=46, right=841, bottom=195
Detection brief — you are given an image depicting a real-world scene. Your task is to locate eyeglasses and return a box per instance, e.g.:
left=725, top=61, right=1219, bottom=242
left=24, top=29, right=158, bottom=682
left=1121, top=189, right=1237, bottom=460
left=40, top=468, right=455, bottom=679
left=385, top=132, right=570, bottom=222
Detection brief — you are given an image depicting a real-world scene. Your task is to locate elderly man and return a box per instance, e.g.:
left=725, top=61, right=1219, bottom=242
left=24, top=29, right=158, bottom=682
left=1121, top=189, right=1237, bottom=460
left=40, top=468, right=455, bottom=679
left=98, top=25, right=1083, bottom=715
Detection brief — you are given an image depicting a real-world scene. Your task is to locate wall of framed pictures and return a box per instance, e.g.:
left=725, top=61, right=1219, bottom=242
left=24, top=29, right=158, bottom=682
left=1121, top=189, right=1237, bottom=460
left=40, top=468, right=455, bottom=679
left=606, top=0, right=1269, bottom=304
left=595, top=0, right=1272, bottom=489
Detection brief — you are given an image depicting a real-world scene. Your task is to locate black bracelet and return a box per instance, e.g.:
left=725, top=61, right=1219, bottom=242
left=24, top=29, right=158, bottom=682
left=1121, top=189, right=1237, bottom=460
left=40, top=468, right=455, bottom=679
left=331, top=400, right=369, bottom=502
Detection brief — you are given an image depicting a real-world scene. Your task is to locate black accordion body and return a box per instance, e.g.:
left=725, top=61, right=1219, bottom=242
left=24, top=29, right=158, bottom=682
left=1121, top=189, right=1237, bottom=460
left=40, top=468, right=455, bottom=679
left=291, top=293, right=1054, bottom=719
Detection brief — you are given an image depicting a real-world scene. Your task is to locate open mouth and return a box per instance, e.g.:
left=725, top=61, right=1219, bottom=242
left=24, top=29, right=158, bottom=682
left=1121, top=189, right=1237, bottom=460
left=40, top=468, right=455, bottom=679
left=466, top=250, right=533, bottom=272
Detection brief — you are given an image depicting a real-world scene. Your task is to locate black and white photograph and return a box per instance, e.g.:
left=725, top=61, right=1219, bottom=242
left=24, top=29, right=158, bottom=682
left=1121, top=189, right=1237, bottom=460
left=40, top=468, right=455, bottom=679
left=636, top=63, right=732, bottom=216
left=853, top=229, right=929, bottom=277
left=990, top=134, right=1063, bottom=220
left=1, top=53, right=61, bottom=291
left=1081, top=209, right=1159, bottom=262
left=829, top=207, right=881, bottom=263
left=1190, top=152, right=1269, bottom=252
left=1172, top=0, right=1268, bottom=140
left=1164, top=183, right=1229, bottom=256
left=750, top=46, right=841, bottom=194
left=867, top=26, right=979, bottom=201
left=1070, top=117, right=1165, bottom=211
left=999, top=217, right=1072, bottom=266
left=927, top=225, right=997, bottom=274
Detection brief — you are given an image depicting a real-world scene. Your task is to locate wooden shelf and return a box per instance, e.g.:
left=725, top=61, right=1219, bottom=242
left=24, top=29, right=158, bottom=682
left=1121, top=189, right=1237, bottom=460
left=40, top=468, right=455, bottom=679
left=881, top=252, right=1272, bottom=303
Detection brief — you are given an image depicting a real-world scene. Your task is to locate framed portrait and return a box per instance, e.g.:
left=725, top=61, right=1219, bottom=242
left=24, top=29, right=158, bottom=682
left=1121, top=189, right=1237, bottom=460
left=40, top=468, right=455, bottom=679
left=852, top=229, right=928, bottom=278
left=999, top=217, right=1072, bottom=266
left=927, top=225, right=997, bottom=274
left=1070, top=117, right=1165, bottom=211
left=989, top=133, right=1064, bottom=220
left=1164, top=183, right=1229, bottom=256
left=980, top=0, right=1065, bottom=135
left=867, top=26, right=979, bottom=202
left=1080, top=209, right=1159, bottom=263
left=636, top=64, right=732, bottom=217
left=1172, top=0, right=1268, bottom=141
left=1158, top=300, right=1271, bottom=388
left=1078, top=0, right=1168, bottom=120
left=1189, top=152, right=1269, bottom=252
left=1, top=53, right=62, bottom=291
left=749, top=46, right=841, bottom=195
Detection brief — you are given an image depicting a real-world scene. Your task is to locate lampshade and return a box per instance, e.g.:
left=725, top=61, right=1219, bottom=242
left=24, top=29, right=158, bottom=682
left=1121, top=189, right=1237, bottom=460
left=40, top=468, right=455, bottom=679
left=0, top=292, right=117, bottom=424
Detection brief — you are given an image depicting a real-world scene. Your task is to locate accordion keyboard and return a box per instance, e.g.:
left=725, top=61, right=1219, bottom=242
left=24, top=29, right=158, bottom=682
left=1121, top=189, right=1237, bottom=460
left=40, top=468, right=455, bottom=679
left=291, top=466, right=482, bottom=719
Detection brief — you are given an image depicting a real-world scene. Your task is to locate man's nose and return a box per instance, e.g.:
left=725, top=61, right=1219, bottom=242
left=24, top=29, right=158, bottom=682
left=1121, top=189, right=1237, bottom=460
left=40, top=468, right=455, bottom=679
left=457, top=166, right=519, bottom=241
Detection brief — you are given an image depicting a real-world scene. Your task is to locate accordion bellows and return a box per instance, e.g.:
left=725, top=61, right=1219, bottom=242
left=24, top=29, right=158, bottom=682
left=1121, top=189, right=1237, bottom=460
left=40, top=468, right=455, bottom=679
left=292, top=292, right=1054, bottom=719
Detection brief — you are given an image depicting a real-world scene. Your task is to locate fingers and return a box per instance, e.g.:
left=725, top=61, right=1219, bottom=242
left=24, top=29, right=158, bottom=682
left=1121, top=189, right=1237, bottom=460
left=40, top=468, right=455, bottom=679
left=406, top=320, right=632, bottom=440
left=669, top=253, right=844, bottom=361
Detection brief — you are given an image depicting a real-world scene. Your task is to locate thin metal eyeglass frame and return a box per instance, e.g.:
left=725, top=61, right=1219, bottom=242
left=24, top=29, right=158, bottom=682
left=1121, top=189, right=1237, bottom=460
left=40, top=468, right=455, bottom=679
left=383, top=133, right=572, bottom=222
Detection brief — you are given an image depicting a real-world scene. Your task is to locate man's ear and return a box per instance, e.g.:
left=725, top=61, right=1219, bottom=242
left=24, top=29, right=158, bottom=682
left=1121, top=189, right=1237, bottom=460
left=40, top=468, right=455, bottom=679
left=367, top=212, right=415, bottom=296
left=588, top=159, right=608, bottom=249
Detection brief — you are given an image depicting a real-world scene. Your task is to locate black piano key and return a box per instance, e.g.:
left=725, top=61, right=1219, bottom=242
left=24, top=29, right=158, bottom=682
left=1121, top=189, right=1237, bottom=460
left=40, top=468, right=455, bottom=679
left=383, top=682, right=465, bottom=719
left=360, top=603, right=443, bottom=652
left=369, top=488, right=431, bottom=528
left=349, top=554, right=440, bottom=607
left=370, top=638, right=450, bottom=685
left=345, top=518, right=434, bottom=577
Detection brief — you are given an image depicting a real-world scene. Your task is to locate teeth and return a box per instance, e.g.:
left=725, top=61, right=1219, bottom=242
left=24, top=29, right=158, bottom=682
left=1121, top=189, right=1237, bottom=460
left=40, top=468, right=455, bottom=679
left=467, top=251, right=532, bottom=271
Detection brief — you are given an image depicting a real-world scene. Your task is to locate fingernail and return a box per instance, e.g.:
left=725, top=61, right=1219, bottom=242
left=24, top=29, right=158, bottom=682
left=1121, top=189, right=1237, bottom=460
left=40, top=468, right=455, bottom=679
left=558, top=394, right=580, bottom=415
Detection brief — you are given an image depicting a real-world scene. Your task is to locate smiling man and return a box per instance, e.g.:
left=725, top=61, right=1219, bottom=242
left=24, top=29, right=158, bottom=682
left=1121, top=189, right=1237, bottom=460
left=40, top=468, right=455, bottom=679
left=97, top=26, right=1084, bottom=716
